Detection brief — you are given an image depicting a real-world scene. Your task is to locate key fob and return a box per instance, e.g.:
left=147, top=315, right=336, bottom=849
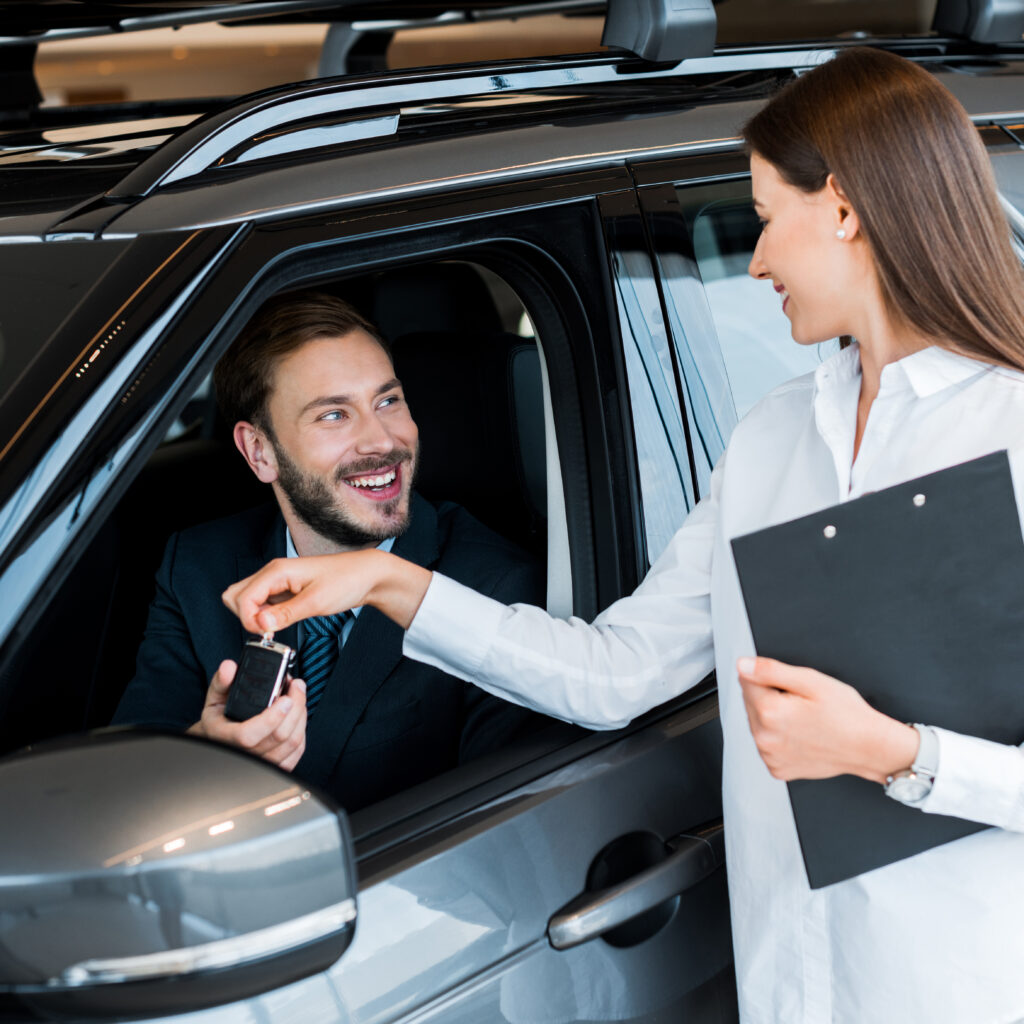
left=224, top=637, right=295, bottom=723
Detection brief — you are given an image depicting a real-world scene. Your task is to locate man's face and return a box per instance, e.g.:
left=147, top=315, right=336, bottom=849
left=261, top=330, right=419, bottom=549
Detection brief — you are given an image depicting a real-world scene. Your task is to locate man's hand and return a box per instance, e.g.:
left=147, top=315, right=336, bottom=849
left=187, top=660, right=307, bottom=771
left=737, top=656, right=918, bottom=783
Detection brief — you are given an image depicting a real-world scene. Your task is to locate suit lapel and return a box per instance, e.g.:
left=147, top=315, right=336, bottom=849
left=297, top=495, right=440, bottom=787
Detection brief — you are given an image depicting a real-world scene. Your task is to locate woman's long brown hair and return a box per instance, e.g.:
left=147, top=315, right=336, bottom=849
left=743, top=47, right=1024, bottom=371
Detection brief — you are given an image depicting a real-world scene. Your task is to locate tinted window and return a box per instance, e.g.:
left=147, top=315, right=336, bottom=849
left=613, top=245, right=692, bottom=563
left=0, top=239, right=131, bottom=403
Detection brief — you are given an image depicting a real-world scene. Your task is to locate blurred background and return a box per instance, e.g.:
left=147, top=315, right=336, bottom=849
left=32, top=0, right=939, bottom=107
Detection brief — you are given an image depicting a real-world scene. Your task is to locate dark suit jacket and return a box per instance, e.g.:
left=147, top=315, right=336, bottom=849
left=114, top=494, right=545, bottom=811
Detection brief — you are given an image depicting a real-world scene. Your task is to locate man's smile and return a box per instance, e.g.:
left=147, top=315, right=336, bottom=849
left=340, top=461, right=405, bottom=501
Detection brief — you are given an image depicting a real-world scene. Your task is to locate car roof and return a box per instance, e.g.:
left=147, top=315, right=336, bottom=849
left=4, top=38, right=1024, bottom=243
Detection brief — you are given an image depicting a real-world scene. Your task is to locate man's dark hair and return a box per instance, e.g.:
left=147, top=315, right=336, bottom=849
left=214, top=290, right=390, bottom=433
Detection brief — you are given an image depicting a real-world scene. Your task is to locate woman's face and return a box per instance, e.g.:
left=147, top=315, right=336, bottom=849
left=748, top=152, right=858, bottom=345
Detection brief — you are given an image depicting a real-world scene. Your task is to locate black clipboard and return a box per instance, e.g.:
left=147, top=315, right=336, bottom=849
left=730, top=450, right=1024, bottom=889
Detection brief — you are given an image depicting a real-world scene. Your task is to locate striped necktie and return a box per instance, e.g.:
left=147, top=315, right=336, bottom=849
left=298, top=612, right=349, bottom=715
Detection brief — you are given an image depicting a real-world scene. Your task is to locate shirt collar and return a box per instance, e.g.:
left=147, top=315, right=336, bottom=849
left=886, top=345, right=993, bottom=398
left=813, top=340, right=861, bottom=398
left=813, top=340, right=992, bottom=400
left=284, top=530, right=396, bottom=620
left=285, top=530, right=396, bottom=559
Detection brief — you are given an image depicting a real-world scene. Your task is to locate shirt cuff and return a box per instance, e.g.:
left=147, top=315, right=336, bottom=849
left=918, top=726, right=1024, bottom=832
left=403, top=571, right=507, bottom=681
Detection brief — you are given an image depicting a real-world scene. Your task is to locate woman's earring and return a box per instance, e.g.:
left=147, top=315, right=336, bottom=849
left=836, top=228, right=847, bottom=240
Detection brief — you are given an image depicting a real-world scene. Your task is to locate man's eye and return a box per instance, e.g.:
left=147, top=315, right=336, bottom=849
left=379, top=395, right=401, bottom=409
left=319, top=410, right=345, bottom=421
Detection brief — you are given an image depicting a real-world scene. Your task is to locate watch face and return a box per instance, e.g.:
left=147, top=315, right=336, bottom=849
left=888, top=773, right=932, bottom=804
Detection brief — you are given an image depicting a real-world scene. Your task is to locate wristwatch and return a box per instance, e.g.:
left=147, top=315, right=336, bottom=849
left=884, top=723, right=939, bottom=805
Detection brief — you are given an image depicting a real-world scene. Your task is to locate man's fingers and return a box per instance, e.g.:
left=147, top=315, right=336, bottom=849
left=207, top=660, right=237, bottom=702
left=233, top=694, right=295, bottom=747
left=250, top=686, right=307, bottom=763
left=242, top=682, right=307, bottom=751
left=278, top=744, right=306, bottom=772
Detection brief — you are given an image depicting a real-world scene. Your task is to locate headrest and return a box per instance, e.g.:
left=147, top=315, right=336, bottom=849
left=392, top=330, right=546, bottom=551
left=370, top=263, right=503, bottom=342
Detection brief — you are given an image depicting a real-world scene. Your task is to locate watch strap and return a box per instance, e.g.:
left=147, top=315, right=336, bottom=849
left=910, top=723, right=939, bottom=779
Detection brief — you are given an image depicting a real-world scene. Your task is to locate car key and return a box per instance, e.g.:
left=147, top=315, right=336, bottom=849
left=224, top=633, right=295, bottom=722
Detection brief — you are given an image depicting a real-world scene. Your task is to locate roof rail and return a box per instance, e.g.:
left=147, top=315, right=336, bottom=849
left=0, top=0, right=362, bottom=47
left=933, top=0, right=1024, bottom=43
left=602, top=0, right=715, bottom=62
left=109, top=48, right=834, bottom=198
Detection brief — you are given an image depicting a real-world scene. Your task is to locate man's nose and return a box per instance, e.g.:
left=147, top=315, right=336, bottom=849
left=353, top=411, right=395, bottom=455
left=748, top=234, right=770, bottom=280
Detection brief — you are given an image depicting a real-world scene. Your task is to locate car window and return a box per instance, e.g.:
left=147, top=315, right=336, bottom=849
left=0, top=239, right=134, bottom=410
left=0, top=255, right=575, bottom=810
left=675, top=180, right=840, bottom=422
left=158, top=261, right=548, bottom=558
left=611, top=246, right=692, bottom=565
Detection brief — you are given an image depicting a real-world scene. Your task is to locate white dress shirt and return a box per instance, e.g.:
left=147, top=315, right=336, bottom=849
left=405, top=343, right=1024, bottom=1024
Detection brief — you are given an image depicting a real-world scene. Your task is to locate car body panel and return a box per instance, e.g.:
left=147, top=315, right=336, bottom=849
left=96, top=697, right=728, bottom=1024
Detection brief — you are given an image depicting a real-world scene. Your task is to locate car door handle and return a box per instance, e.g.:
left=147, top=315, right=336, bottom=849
left=547, top=821, right=724, bottom=950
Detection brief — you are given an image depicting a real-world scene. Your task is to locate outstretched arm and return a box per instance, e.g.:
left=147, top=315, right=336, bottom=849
left=224, top=499, right=719, bottom=731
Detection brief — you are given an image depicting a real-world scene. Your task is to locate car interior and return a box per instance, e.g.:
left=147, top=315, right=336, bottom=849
left=1, top=259, right=574, bottom=797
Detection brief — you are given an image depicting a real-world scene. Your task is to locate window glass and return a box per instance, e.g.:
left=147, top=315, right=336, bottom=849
left=0, top=239, right=132, bottom=410
left=678, top=180, right=840, bottom=420
left=612, top=247, right=692, bottom=563
left=653, top=243, right=736, bottom=502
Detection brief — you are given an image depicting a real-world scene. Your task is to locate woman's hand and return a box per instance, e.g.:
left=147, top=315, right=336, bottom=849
left=222, top=548, right=432, bottom=634
left=736, top=656, right=919, bottom=783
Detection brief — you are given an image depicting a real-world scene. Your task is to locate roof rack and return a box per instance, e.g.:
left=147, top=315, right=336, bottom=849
left=933, top=0, right=1024, bottom=43
left=110, top=47, right=831, bottom=198
left=603, top=0, right=715, bottom=62
left=2, top=0, right=715, bottom=122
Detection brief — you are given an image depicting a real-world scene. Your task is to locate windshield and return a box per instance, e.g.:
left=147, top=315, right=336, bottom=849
left=0, top=239, right=132, bottom=401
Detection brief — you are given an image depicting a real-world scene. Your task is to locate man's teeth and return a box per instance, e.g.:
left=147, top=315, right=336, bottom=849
left=347, top=469, right=397, bottom=488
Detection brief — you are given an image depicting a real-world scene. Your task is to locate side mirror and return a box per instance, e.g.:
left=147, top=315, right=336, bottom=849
left=0, top=730, right=357, bottom=1019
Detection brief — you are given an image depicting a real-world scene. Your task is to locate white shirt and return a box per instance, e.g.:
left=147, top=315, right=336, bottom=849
left=405, top=343, right=1024, bottom=1024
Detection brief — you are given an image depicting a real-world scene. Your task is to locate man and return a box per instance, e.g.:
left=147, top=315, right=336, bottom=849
left=114, top=290, right=544, bottom=811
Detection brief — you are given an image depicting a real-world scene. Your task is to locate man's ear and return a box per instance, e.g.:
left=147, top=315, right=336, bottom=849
left=233, top=421, right=278, bottom=483
left=825, top=172, right=861, bottom=241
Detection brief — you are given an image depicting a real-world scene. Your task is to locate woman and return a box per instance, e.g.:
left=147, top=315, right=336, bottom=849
left=224, top=49, right=1024, bottom=1023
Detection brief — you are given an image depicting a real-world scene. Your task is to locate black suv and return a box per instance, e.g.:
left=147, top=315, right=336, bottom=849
left=2, top=2, right=1024, bottom=1021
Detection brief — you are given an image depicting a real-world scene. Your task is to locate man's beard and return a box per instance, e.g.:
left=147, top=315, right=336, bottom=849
left=273, top=442, right=416, bottom=549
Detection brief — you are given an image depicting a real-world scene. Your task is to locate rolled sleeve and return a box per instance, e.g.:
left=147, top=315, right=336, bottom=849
left=918, top=727, right=1024, bottom=832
